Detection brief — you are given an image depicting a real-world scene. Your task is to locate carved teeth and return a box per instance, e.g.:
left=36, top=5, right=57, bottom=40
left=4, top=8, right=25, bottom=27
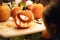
left=21, top=22, right=24, bottom=27
left=16, top=17, right=20, bottom=25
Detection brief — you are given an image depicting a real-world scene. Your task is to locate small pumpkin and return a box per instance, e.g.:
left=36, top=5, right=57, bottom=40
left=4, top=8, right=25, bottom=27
left=0, top=3, right=11, bottom=21
left=15, top=15, right=31, bottom=28
left=27, top=3, right=44, bottom=19
left=16, top=10, right=34, bottom=28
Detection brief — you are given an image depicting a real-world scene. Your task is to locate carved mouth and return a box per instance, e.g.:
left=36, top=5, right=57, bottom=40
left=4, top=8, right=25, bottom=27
left=15, top=16, right=30, bottom=28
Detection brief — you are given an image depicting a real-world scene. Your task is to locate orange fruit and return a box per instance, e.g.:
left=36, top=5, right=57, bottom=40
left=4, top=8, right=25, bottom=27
left=0, top=3, right=11, bottom=21
left=16, top=10, right=34, bottom=28
left=27, top=3, right=44, bottom=19
left=42, top=30, right=51, bottom=39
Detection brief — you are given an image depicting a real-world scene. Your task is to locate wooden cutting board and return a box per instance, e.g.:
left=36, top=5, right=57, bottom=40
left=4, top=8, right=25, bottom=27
left=0, top=17, right=46, bottom=38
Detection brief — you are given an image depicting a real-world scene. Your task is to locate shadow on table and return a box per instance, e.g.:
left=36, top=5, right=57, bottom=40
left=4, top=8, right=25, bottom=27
left=0, top=32, right=43, bottom=40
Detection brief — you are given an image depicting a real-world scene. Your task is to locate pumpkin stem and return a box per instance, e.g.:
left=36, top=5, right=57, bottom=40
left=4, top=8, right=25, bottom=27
left=22, top=6, right=29, bottom=10
left=36, top=19, right=42, bottom=24
left=0, top=0, right=3, bottom=6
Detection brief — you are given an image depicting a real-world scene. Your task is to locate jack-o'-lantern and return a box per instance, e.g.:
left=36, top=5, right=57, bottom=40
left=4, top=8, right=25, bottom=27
left=27, top=3, right=44, bottom=19
left=11, top=6, right=34, bottom=28
left=16, top=10, right=34, bottom=28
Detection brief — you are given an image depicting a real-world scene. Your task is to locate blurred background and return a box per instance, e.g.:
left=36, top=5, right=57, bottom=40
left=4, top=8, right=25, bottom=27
left=3, top=0, right=51, bottom=8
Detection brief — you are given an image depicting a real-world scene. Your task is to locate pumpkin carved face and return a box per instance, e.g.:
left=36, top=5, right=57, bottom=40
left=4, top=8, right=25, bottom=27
left=11, top=7, right=34, bottom=28
left=17, top=10, right=34, bottom=23
left=27, top=3, right=44, bottom=19
left=16, top=10, right=34, bottom=28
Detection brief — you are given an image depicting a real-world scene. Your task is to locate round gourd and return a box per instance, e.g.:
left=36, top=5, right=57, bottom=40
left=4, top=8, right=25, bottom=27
left=27, top=3, right=44, bottom=19
left=15, top=10, right=34, bottom=28
left=0, top=3, right=11, bottom=21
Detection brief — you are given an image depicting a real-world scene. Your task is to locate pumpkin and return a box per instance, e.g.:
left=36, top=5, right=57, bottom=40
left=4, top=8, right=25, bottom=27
left=11, top=6, right=34, bottom=28
left=16, top=10, right=34, bottom=28
left=0, top=3, right=11, bottom=21
left=27, top=3, right=44, bottom=19
left=11, top=6, right=23, bottom=19
left=41, top=30, right=51, bottom=39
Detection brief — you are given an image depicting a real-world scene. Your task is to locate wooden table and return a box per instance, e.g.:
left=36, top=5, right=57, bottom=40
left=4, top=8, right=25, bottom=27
left=0, top=17, right=46, bottom=38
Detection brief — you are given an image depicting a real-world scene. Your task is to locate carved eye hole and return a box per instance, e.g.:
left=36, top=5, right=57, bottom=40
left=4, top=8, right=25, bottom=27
left=20, top=15, right=29, bottom=21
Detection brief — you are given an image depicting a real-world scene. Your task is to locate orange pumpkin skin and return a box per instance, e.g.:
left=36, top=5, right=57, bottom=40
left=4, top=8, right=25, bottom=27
left=15, top=10, right=34, bottom=28
left=42, top=30, right=51, bottom=39
left=11, top=6, right=23, bottom=19
left=27, top=3, right=44, bottom=19
left=0, top=3, right=11, bottom=21
left=15, top=16, right=31, bottom=28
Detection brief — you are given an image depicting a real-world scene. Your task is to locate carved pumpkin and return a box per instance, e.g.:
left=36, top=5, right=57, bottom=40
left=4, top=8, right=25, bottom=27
left=16, top=10, right=34, bottom=28
left=0, top=3, right=11, bottom=21
left=15, top=15, right=31, bottom=28
left=27, top=3, right=44, bottom=19
left=11, top=6, right=34, bottom=28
